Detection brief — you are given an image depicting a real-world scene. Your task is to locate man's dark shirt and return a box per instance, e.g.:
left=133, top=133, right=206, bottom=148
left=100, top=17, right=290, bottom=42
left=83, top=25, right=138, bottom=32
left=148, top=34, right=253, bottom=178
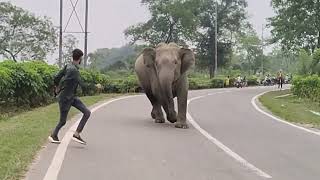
left=54, top=63, right=83, bottom=101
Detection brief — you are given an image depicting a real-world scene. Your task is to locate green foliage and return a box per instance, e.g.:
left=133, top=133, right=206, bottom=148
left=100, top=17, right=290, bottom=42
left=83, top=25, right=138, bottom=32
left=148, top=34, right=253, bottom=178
left=311, top=49, right=320, bottom=75
left=236, top=29, right=264, bottom=74
left=0, top=62, right=144, bottom=107
left=247, top=76, right=259, bottom=86
left=267, top=47, right=298, bottom=74
left=0, top=2, right=57, bottom=62
left=104, top=76, right=140, bottom=94
left=269, top=0, right=320, bottom=52
left=197, top=0, right=249, bottom=71
left=125, top=0, right=200, bottom=45
left=188, top=75, right=258, bottom=89
left=292, top=75, right=320, bottom=103
left=89, top=45, right=141, bottom=71
left=0, top=61, right=264, bottom=109
left=296, top=48, right=320, bottom=76
left=59, top=35, right=79, bottom=66
left=125, top=0, right=250, bottom=73
left=297, top=49, right=312, bottom=75
left=0, top=61, right=49, bottom=106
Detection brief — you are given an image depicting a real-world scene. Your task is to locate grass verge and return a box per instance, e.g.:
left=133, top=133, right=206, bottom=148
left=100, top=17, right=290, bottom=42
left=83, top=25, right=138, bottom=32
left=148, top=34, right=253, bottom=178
left=0, top=94, right=120, bottom=180
left=259, top=90, right=320, bottom=128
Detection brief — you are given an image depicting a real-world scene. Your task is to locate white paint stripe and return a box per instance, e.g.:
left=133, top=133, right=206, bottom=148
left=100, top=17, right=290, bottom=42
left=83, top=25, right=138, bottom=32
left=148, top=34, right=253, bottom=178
left=251, top=92, right=320, bottom=137
left=309, top=110, right=320, bottom=116
left=187, top=94, right=272, bottom=179
left=274, top=94, right=292, bottom=98
left=43, top=95, right=143, bottom=180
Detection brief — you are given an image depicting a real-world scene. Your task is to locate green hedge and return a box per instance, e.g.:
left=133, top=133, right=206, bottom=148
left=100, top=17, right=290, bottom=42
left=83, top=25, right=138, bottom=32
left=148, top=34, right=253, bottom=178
left=189, top=76, right=258, bottom=89
left=0, top=61, right=52, bottom=107
left=0, top=61, right=141, bottom=107
left=292, top=75, right=320, bottom=103
left=0, top=61, right=262, bottom=108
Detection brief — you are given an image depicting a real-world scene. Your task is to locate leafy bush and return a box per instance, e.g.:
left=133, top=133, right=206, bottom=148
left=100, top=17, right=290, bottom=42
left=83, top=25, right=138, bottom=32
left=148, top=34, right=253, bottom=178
left=0, top=61, right=110, bottom=107
left=247, top=76, right=259, bottom=86
left=0, top=61, right=266, bottom=108
left=0, top=67, right=14, bottom=104
left=0, top=61, right=48, bottom=106
left=189, top=78, right=225, bottom=89
left=292, top=75, right=320, bottom=103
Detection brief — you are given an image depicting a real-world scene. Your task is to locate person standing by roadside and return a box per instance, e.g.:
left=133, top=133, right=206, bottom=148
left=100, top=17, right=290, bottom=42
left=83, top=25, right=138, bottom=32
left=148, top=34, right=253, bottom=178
left=277, top=70, right=284, bottom=89
left=225, top=76, right=230, bottom=87
left=49, top=49, right=91, bottom=145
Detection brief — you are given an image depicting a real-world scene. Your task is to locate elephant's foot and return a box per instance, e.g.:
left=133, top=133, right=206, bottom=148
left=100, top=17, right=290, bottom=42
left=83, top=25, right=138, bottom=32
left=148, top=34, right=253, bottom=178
left=175, top=121, right=189, bottom=129
left=151, top=107, right=159, bottom=119
left=155, top=118, right=165, bottom=123
left=167, top=111, right=177, bottom=123
left=167, top=116, right=177, bottom=123
left=151, top=111, right=156, bottom=119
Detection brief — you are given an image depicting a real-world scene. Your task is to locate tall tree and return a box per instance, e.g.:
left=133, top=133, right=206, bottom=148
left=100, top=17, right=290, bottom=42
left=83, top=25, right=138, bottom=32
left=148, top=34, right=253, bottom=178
left=0, top=2, right=57, bottom=62
left=89, top=45, right=144, bottom=71
left=236, top=29, right=264, bottom=75
left=269, top=0, right=320, bottom=52
left=58, top=34, right=78, bottom=66
left=196, top=0, right=249, bottom=74
left=124, top=0, right=200, bottom=46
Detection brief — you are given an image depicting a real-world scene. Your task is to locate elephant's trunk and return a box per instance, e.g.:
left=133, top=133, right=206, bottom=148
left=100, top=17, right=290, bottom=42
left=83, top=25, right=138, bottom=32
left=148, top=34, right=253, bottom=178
left=158, top=69, right=176, bottom=121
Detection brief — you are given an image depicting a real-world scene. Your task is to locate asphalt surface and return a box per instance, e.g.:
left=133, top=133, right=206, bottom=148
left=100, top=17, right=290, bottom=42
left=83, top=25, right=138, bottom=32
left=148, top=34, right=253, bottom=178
left=26, top=87, right=320, bottom=180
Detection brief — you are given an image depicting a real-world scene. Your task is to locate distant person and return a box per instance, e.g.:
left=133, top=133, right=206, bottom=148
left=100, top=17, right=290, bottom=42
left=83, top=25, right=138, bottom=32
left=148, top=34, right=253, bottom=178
left=225, top=76, right=230, bottom=87
left=49, top=49, right=91, bottom=145
left=243, top=76, right=247, bottom=87
left=236, top=75, right=242, bottom=83
left=277, top=70, right=284, bottom=89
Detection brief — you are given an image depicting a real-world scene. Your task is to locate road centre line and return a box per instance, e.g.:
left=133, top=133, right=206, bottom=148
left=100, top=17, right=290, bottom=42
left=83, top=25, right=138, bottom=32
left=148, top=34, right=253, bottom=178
left=187, top=91, right=272, bottom=179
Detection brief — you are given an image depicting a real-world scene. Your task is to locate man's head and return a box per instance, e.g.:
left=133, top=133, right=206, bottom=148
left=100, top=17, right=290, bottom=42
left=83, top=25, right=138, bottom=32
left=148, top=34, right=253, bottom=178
left=72, top=49, right=84, bottom=64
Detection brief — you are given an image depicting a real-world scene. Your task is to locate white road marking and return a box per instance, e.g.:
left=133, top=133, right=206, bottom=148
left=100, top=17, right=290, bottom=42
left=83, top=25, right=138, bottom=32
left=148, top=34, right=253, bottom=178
left=274, top=94, right=292, bottom=98
left=251, top=92, right=320, bottom=137
left=309, top=110, right=320, bottom=116
left=43, top=95, right=143, bottom=180
left=43, top=88, right=273, bottom=180
left=187, top=92, right=272, bottom=179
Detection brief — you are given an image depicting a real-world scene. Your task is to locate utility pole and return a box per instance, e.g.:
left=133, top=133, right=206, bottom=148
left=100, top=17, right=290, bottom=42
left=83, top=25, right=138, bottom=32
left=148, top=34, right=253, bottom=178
left=214, top=0, right=218, bottom=77
left=58, top=0, right=63, bottom=68
left=84, top=0, right=88, bottom=68
left=58, top=0, right=89, bottom=68
left=261, top=24, right=265, bottom=76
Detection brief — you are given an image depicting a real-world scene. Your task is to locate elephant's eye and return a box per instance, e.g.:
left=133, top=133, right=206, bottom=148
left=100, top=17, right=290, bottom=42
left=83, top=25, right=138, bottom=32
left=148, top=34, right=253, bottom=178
left=174, top=60, right=178, bottom=64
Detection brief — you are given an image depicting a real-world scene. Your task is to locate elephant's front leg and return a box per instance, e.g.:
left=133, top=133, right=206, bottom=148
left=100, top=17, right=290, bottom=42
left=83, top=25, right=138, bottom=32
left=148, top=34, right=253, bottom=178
left=175, top=78, right=189, bottom=129
left=146, top=91, right=165, bottom=123
left=162, top=102, right=177, bottom=123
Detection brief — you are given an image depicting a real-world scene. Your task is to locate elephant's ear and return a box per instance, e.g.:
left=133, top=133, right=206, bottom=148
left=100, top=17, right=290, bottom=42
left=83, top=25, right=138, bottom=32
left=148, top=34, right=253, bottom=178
left=143, top=48, right=156, bottom=68
left=180, top=48, right=195, bottom=74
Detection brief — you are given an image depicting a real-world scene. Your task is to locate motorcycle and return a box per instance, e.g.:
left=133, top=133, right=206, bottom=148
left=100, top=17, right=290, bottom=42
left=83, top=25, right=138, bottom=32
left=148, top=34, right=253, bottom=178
left=235, top=81, right=243, bottom=88
left=263, top=78, right=273, bottom=86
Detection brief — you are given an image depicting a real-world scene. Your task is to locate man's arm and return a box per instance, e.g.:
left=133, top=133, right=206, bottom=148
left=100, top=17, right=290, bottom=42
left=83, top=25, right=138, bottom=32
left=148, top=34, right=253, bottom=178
left=76, top=71, right=86, bottom=89
left=54, top=65, right=67, bottom=86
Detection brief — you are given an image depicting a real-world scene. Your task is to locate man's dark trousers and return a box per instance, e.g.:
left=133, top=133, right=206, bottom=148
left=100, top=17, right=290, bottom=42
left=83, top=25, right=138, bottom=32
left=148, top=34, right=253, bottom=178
left=52, top=97, right=91, bottom=137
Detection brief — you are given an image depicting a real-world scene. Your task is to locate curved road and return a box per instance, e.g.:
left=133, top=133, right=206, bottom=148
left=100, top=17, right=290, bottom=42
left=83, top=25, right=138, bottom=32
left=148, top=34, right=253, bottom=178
left=26, top=87, right=320, bottom=180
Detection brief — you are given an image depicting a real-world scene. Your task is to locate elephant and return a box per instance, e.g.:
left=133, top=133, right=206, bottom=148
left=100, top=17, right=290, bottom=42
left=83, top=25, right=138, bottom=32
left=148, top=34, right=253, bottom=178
left=135, top=43, right=195, bottom=129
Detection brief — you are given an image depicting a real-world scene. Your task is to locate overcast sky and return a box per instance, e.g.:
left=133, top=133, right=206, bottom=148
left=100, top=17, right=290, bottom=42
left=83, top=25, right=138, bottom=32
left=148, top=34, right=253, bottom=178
left=5, top=0, right=275, bottom=59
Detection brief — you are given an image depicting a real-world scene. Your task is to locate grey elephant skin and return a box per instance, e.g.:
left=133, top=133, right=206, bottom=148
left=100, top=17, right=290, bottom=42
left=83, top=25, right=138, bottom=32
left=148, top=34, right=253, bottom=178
left=135, top=43, right=195, bottom=129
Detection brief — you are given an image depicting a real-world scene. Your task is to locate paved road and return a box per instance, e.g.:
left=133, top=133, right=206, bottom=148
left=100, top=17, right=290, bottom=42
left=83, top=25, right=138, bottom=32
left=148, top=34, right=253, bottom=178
left=27, top=87, right=320, bottom=180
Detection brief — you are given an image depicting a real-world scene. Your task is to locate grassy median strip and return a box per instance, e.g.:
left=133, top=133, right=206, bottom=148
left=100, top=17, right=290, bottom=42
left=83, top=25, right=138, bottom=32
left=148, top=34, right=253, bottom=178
left=0, top=94, right=119, bottom=180
left=259, top=90, right=320, bottom=128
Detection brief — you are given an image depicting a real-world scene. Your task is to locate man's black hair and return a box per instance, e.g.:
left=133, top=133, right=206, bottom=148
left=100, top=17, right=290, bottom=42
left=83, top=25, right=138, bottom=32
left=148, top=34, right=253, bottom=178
left=72, top=49, right=84, bottom=61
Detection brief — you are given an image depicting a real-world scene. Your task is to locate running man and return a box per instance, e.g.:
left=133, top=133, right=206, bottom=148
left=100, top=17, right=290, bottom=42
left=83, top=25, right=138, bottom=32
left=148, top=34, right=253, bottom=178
left=49, top=49, right=91, bottom=145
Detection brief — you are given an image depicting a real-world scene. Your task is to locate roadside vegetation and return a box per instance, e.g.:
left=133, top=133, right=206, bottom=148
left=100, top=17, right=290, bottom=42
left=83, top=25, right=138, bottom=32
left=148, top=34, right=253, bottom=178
left=0, top=94, right=118, bottom=180
left=260, top=90, right=320, bottom=128
left=0, top=0, right=320, bottom=179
